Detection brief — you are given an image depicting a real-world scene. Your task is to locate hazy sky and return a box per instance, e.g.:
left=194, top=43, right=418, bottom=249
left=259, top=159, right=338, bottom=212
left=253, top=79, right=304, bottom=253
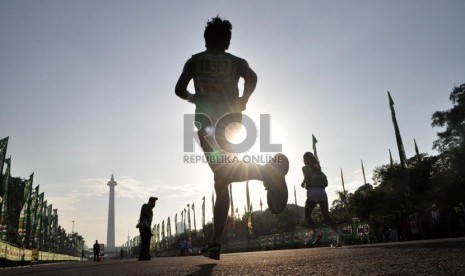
left=1, top=0, right=464, bottom=248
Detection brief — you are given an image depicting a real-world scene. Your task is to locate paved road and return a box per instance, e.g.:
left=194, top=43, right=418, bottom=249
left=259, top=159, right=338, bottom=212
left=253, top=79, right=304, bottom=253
left=2, top=238, right=465, bottom=275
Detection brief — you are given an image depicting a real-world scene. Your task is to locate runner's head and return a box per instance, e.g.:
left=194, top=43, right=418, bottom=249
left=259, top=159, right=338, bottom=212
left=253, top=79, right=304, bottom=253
left=303, top=152, right=320, bottom=169
left=204, top=15, right=232, bottom=50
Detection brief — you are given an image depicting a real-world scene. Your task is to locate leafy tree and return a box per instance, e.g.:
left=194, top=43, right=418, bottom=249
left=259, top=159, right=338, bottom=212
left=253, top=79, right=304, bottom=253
left=431, top=83, right=465, bottom=203
left=432, top=83, right=465, bottom=182
left=331, top=190, right=352, bottom=223
left=347, top=183, right=377, bottom=219
left=407, top=155, right=442, bottom=207
left=372, top=164, right=408, bottom=213
left=250, top=205, right=306, bottom=237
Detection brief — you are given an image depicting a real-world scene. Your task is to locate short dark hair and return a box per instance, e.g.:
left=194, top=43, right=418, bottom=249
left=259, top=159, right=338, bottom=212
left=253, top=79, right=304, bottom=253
left=204, top=15, right=232, bottom=50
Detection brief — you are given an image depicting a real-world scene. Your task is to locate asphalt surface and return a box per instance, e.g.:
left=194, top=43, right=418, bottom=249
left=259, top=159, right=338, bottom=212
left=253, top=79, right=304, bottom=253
left=2, top=238, right=465, bottom=275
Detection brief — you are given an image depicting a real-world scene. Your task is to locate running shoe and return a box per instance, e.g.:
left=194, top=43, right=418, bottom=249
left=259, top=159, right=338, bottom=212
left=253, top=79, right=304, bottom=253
left=201, top=242, right=221, bottom=260
left=263, top=153, right=289, bottom=214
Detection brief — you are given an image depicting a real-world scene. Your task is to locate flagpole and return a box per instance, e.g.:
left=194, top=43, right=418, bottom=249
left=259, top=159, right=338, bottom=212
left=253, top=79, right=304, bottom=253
left=389, top=149, right=393, bottom=168
left=175, top=213, right=178, bottom=236
left=201, top=196, right=205, bottom=230
left=340, top=168, right=346, bottom=195
left=246, top=181, right=251, bottom=215
left=388, top=92, right=408, bottom=168
left=229, top=184, right=234, bottom=220
left=414, top=139, right=421, bottom=162
left=211, top=191, right=215, bottom=222
left=388, top=91, right=411, bottom=202
left=0, top=157, right=11, bottom=241
left=186, top=204, right=191, bottom=237
left=192, top=202, right=196, bottom=236
left=312, top=134, right=319, bottom=162
left=294, top=185, right=297, bottom=205
left=361, top=159, right=367, bottom=185
left=0, top=137, right=9, bottom=178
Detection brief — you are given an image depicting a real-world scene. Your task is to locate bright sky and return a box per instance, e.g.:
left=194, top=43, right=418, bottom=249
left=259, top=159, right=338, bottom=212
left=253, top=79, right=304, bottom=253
left=1, top=0, right=464, bottom=248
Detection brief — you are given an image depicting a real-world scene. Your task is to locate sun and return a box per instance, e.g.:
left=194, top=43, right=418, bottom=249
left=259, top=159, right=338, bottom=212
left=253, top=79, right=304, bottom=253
left=225, top=122, right=247, bottom=144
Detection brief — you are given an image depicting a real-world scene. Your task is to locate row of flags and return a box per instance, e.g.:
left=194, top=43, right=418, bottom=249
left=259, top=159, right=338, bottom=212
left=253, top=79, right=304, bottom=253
left=0, top=136, right=63, bottom=253
left=122, top=180, right=260, bottom=250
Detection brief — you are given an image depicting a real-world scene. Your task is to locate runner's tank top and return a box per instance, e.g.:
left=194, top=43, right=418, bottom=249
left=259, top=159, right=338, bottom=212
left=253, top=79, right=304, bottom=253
left=189, top=51, right=248, bottom=117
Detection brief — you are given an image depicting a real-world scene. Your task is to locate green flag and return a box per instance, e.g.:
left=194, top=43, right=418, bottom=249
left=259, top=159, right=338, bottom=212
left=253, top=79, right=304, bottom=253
left=201, top=196, right=205, bottom=229
left=46, top=204, right=52, bottom=251
left=229, top=184, right=234, bottom=219
left=388, top=91, right=411, bottom=201
left=18, top=173, right=33, bottom=246
left=174, top=213, right=178, bottom=235
left=389, top=149, right=393, bottom=168
left=181, top=209, right=184, bottom=233
left=361, top=160, right=367, bottom=185
left=414, top=139, right=421, bottom=162
left=29, top=185, right=39, bottom=247
left=247, top=204, right=253, bottom=236
left=52, top=209, right=58, bottom=252
left=211, top=190, right=215, bottom=220
left=246, top=181, right=251, bottom=215
left=294, top=185, right=297, bottom=205
left=0, top=137, right=8, bottom=183
left=0, top=157, right=11, bottom=241
left=192, top=202, right=196, bottom=232
left=312, top=134, right=319, bottom=161
left=157, top=224, right=160, bottom=244
left=340, top=168, right=346, bottom=194
left=37, top=199, right=46, bottom=249
left=186, top=204, right=191, bottom=234
left=388, top=91, right=408, bottom=169
left=161, top=220, right=165, bottom=245
left=34, top=193, right=44, bottom=248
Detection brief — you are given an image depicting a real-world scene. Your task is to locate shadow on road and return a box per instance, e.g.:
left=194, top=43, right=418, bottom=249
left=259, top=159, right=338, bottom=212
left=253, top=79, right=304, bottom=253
left=186, top=263, right=217, bottom=276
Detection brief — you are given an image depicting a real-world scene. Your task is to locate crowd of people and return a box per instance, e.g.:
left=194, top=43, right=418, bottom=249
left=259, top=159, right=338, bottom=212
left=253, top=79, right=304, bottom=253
left=178, top=237, right=193, bottom=256
left=374, top=202, right=465, bottom=242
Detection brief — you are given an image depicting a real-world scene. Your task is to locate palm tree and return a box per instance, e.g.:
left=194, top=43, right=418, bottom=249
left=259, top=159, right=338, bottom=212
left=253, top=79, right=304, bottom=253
left=331, top=190, right=351, bottom=223
left=332, top=190, right=349, bottom=210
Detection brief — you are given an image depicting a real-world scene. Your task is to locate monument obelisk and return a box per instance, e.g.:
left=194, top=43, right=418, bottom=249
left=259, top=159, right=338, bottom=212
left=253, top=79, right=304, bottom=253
left=106, top=174, right=117, bottom=252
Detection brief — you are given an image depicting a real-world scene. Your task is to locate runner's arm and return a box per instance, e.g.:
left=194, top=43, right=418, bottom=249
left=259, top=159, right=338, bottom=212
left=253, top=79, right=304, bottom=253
left=301, top=166, right=311, bottom=188
left=239, top=62, right=257, bottom=109
left=175, top=61, right=196, bottom=103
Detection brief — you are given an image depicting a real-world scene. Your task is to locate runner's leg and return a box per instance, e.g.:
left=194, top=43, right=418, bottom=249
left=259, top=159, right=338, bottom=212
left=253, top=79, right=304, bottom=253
left=320, top=200, right=338, bottom=231
left=305, top=199, right=318, bottom=230
left=212, top=180, right=230, bottom=242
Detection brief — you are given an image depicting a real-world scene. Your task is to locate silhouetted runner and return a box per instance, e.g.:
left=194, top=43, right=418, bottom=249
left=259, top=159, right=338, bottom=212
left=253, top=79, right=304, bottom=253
left=301, top=152, right=342, bottom=247
left=93, top=240, right=100, bottom=261
left=175, top=16, right=289, bottom=260
left=137, top=196, right=157, bottom=261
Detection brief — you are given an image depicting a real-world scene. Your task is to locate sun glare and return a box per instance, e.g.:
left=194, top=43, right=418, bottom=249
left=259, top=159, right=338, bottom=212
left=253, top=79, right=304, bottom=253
left=225, top=122, right=247, bottom=144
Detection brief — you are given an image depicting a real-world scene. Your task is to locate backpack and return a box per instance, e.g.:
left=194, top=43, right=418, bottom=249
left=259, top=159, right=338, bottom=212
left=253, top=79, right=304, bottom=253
left=309, top=168, right=328, bottom=188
